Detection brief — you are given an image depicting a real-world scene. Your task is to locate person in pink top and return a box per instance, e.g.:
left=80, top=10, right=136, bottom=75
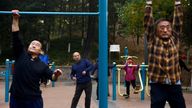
left=123, top=56, right=139, bottom=98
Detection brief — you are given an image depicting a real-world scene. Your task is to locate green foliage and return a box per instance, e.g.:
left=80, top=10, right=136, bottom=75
left=48, top=36, right=82, bottom=65
left=117, top=0, right=175, bottom=38
left=117, top=0, right=145, bottom=37
left=153, top=0, right=174, bottom=20
left=182, top=0, right=192, bottom=47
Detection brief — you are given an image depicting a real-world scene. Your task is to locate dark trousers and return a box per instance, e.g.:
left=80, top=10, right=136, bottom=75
left=125, top=80, right=136, bottom=95
left=96, top=78, right=110, bottom=100
left=150, top=83, right=186, bottom=108
left=96, top=79, right=99, bottom=100
left=71, top=82, right=92, bottom=108
left=10, top=95, right=43, bottom=108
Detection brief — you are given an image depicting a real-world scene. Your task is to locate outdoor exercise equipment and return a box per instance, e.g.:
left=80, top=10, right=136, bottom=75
left=112, top=47, right=149, bottom=101
left=0, top=59, right=14, bottom=102
left=0, top=11, right=99, bottom=16
left=120, top=55, right=138, bottom=59
left=115, top=63, right=149, bottom=100
left=116, top=65, right=143, bottom=96
left=0, top=1, right=108, bottom=107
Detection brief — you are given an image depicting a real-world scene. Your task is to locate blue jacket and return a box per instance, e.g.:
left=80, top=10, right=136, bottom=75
left=39, top=54, right=49, bottom=65
left=92, top=60, right=114, bottom=79
left=71, top=59, right=93, bottom=84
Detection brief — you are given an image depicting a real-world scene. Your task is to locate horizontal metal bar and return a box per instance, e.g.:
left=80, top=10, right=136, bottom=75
left=0, top=11, right=99, bottom=16
left=116, top=64, right=149, bottom=68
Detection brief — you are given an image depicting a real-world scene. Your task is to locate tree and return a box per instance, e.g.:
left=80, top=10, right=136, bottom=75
left=83, top=0, right=98, bottom=58
left=117, top=0, right=145, bottom=45
left=183, top=0, right=192, bottom=47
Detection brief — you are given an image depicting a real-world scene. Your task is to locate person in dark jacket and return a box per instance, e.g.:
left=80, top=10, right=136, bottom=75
left=70, top=52, right=93, bottom=108
left=39, top=50, right=51, bottom=86
left=91, top=58, right=114, bottom=100
left=10, top=10, right=62, bottom=108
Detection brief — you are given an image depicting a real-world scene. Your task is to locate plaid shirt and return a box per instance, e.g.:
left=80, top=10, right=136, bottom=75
left=144, top=3, right=183, bottom=84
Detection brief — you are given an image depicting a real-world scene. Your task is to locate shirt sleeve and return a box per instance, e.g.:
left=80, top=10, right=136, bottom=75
left=85, top=59, right=93, bottom=74
left=43, top=65, right=54, bottom=80
left=172, top=3, right=183, bottom=36
left=12, top=31, right=25, bottom=60
left=70, top=65, right=76, bottom=79
left=91, top=63, right=98, bottom=75
left=108, top=64, right=115, bottom=69
left=123, top=63, right=128, bottom=71
left=144, top=4, right=154, bottom=42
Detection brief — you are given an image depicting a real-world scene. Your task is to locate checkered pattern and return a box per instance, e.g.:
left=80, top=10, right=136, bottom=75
left=144, top=3, right=183, bottom=84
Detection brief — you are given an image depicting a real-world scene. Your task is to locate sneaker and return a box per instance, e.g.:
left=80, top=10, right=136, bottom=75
left=124, top=95, right=129, bottom=99
left=133, top=90, right=139, bottom=94
left=123, top=94, right=128, bottom=97
left=135, top=85, right=140, bottom=90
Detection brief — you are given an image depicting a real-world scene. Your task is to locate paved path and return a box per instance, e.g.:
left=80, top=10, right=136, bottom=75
left=0, top=81, right=192, bottom=108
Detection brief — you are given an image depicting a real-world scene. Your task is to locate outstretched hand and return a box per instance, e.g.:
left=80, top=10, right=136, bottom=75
left=82, top=71, right=86, bottom=75
left=54, top=69, right=62, bottom=77
left=146, top=0, right=152, bottom=5
left=12, top=10, right=20, bottom=18
left=72, top=77, right=77, bottom=81
left=175, top=0, right=181, bottom=5
left=12, top=9, right=20, bottom=32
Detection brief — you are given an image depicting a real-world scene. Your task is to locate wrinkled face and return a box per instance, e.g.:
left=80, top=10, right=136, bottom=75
left=28, top=40, right=42, bottom=55
left=157, top=21, right=172, bottom=39
left=73, top=52, right=81, bottom=62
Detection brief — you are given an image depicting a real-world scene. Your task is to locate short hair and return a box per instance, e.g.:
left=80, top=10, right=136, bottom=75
left=154, top=18, right=171, bottom=28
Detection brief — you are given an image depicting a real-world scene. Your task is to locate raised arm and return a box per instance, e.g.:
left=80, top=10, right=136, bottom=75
left=144, top=0, right=154, bottom=42
left=172, top=0, right=183, bottom=35
left=12, top=10, right=20, bottom=32
left=11, top=10, right=24, bottom=59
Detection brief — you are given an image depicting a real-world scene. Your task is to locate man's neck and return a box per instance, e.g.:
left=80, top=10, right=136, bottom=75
left=31, top=54, right=38, bottom=59
left=161, top=38, right=170, bottom=42
left=75, top=59, right=81, bottom=64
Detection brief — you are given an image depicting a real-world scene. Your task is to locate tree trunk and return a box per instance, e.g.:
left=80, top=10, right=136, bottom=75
left=81, top=0, right=85, bottom=46
left=83, top=0, right=97, bottom=58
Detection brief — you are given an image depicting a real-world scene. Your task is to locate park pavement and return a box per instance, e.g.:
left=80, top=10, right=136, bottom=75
left=0, top=81, right=192, bottom=108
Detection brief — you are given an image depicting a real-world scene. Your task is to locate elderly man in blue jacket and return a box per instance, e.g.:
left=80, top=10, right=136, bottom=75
left=70, top=52, right=93, bottom=108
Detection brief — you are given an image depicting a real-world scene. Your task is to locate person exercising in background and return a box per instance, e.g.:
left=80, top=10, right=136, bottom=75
left=39, top=50, right=51, bottom=86
left=10, top=10, right=62, bottom=108
left=123, top=56, right=139, bottom=98
left=91, top=58, right=114, bottom=100
left=70, top=52, right=93, bottom=108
